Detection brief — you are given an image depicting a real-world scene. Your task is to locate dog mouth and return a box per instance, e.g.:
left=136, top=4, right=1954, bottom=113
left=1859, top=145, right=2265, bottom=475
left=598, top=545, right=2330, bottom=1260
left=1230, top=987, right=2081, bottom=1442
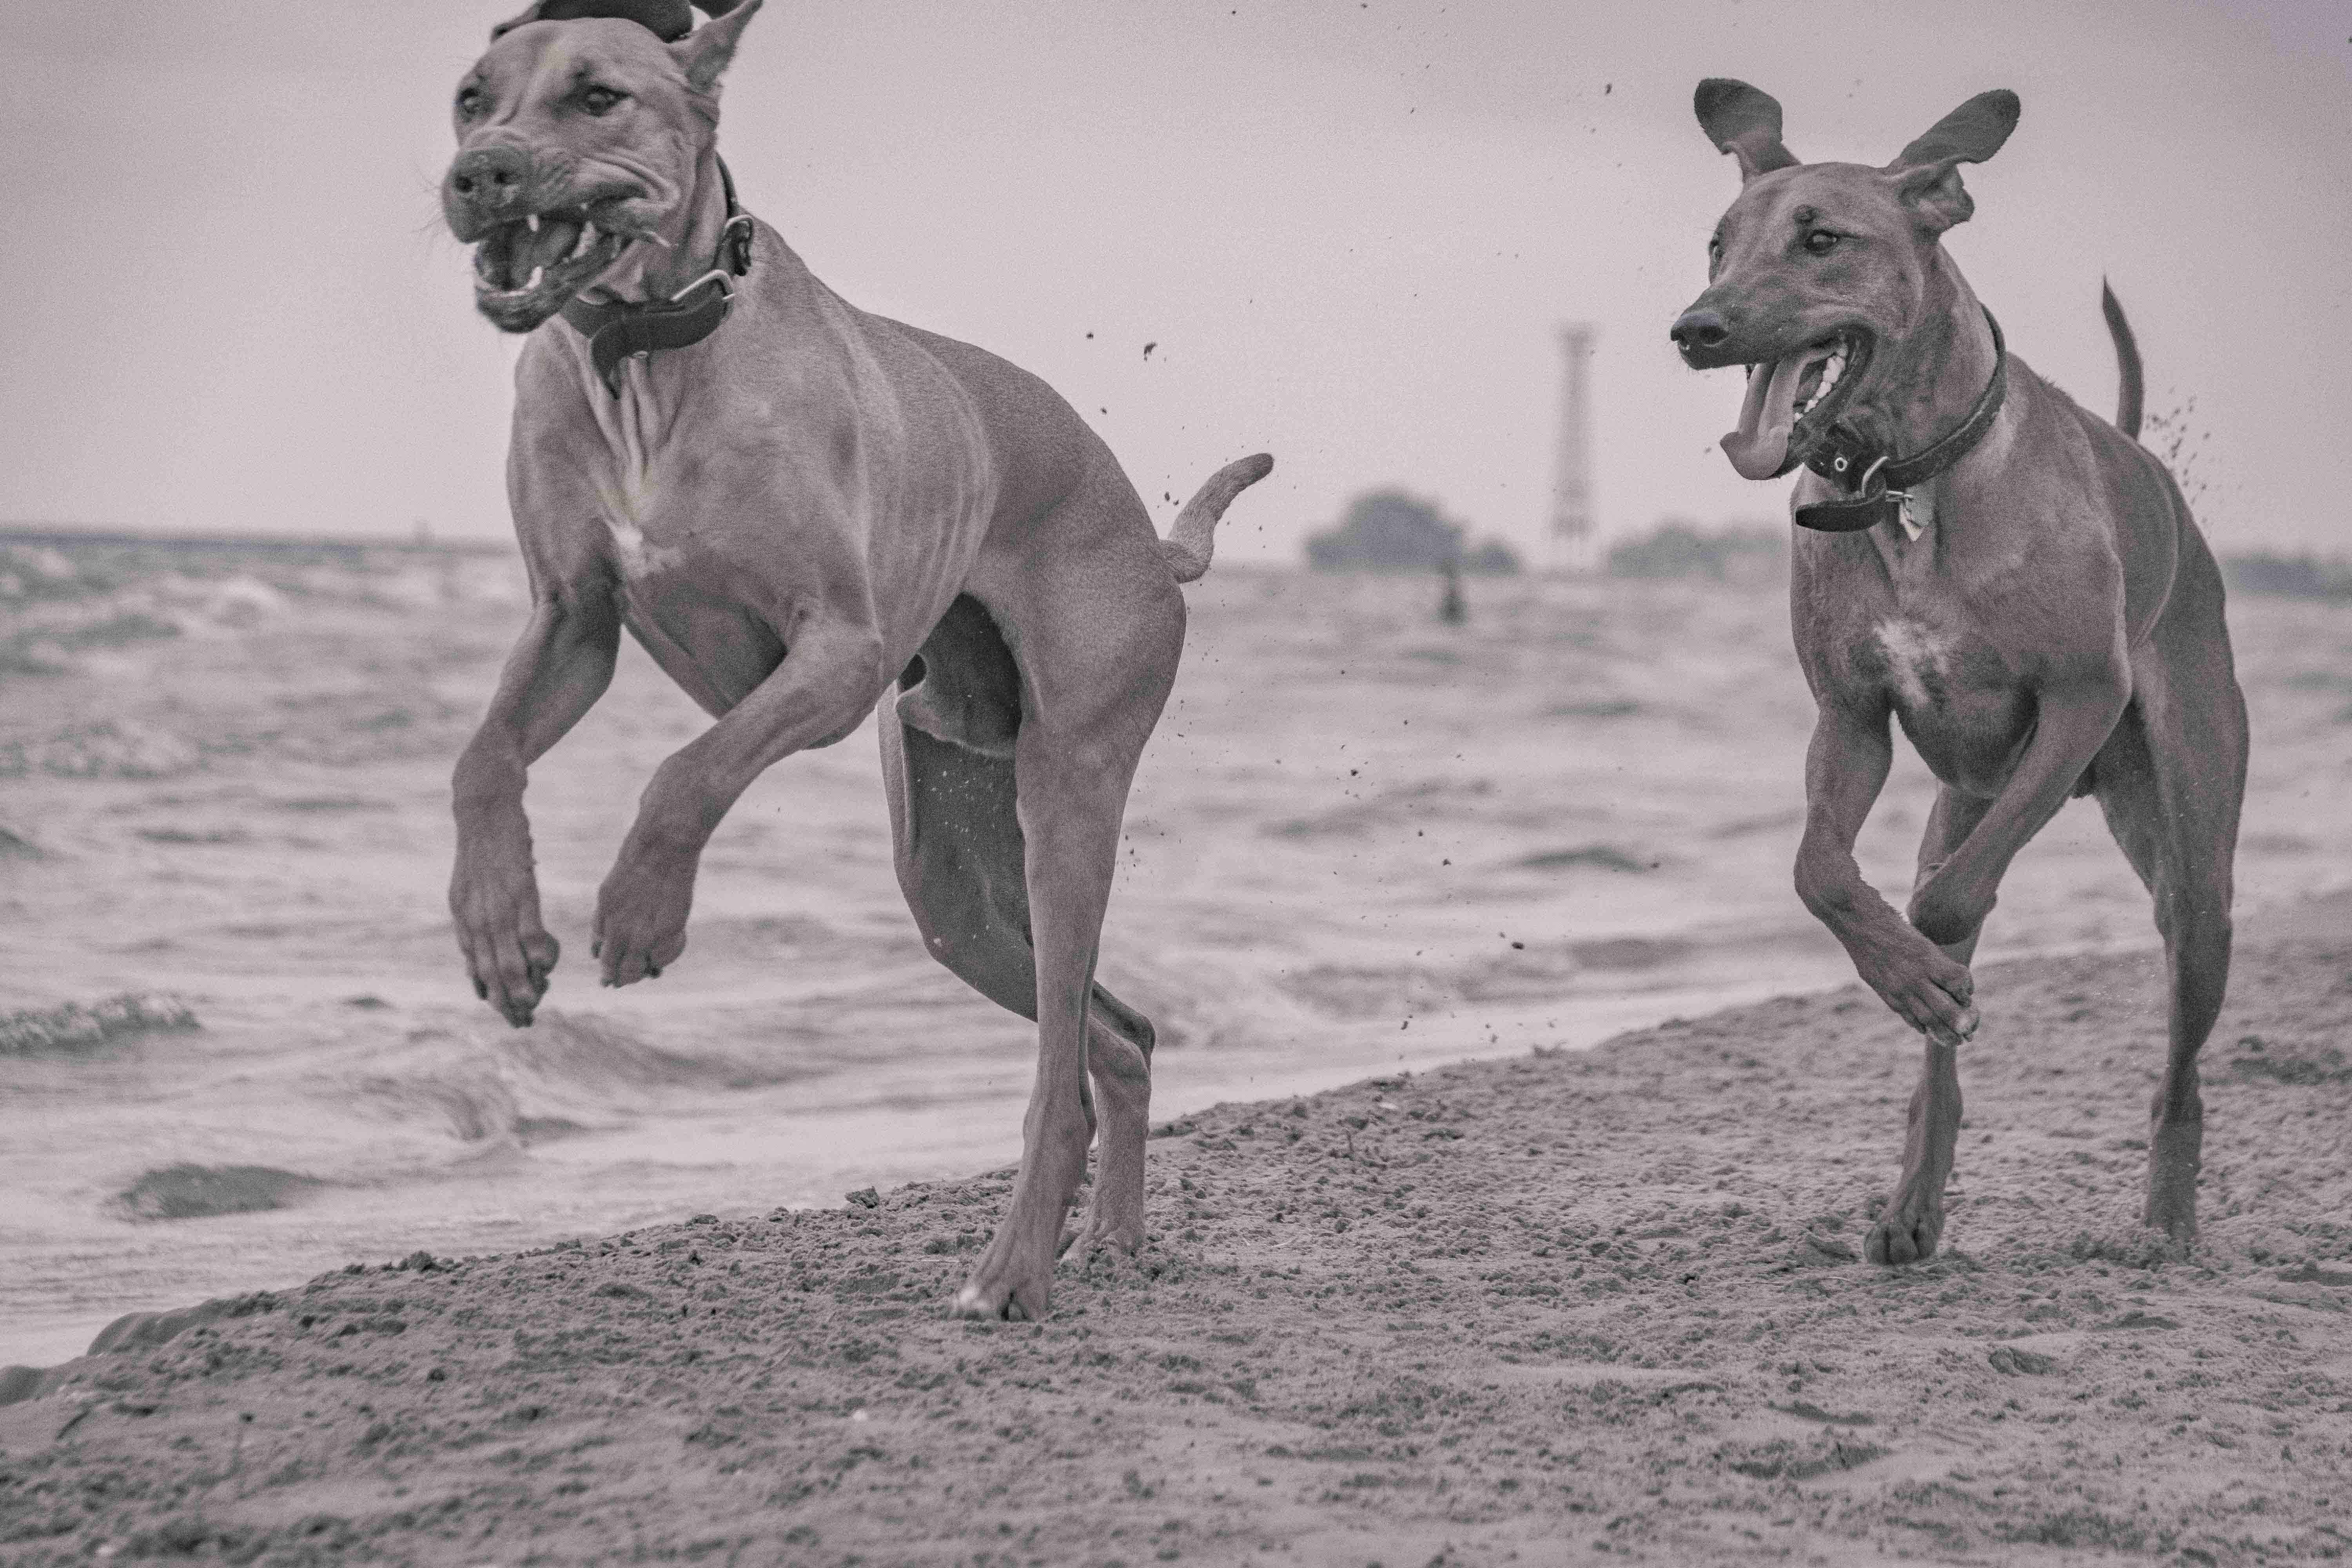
left=1722, top=331, right=1873, bottom=480
left=472, top=205, right=636, bottom=331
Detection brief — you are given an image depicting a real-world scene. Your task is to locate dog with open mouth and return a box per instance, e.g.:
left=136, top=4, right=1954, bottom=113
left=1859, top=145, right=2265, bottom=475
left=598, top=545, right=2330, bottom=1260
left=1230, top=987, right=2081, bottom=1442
left=438, top=0, right=1272, bottom=1321
left=449, top=1, right=733, bottom=331
left=1671, top=82, right=2248, bottom=1265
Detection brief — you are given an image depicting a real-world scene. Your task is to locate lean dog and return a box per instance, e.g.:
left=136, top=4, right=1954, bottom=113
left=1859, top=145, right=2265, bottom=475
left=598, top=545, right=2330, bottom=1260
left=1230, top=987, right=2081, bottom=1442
left=1671, top=81, right=2247, bottom=1263
left=440, top=0, right=1270, bottom=1318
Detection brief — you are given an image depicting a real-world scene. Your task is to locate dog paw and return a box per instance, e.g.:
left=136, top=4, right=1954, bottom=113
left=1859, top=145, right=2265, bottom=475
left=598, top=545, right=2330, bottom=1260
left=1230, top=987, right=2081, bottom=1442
left=948, top=1265, right=1051, bottom=1322
left=949, top=1234, right=1058, bottom=1321
left=1858, top=942, right=1978, bottom=1047
left=1067, top=1205, right=1145, bottom=1261
left=1865, top=1197, right=1945, bottom=1266
left=449, top=858, right=559, bottom=1028
left=590, top=849, right=697, bottom=987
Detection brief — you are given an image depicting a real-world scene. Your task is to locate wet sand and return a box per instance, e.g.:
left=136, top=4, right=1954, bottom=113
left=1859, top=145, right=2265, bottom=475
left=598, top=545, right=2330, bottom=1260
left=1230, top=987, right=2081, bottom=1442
left=5, top=895, right=2347, bottom=1566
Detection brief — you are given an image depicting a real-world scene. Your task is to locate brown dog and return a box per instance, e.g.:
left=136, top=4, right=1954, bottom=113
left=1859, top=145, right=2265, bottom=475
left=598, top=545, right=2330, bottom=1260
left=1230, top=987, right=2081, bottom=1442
left=1671, top=82, right=2247, bottom=1263
left=439, top=0, right=1270, bottom=1318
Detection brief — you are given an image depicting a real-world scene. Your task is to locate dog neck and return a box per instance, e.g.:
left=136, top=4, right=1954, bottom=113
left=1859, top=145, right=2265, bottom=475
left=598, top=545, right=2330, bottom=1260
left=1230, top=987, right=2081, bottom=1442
left=582, top=148, right=739, bottom=307
left=1845, top=252, right=2001, bottom=467
left=560, top=148, right=756, bottom=398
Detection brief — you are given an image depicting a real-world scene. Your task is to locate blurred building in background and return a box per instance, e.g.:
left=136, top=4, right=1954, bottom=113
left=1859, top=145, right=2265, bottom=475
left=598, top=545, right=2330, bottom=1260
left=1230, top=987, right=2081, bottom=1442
left=1305, top=490, right=1520, bottom=574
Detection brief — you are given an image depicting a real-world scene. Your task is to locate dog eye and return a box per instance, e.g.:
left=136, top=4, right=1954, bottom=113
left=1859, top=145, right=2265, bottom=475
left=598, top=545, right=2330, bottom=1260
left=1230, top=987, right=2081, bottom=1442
left=581, top=86, right=625, bottom=116
left=1804, top=230, right=1840, bottom=255
left=455, top=86, right=484, bottom=117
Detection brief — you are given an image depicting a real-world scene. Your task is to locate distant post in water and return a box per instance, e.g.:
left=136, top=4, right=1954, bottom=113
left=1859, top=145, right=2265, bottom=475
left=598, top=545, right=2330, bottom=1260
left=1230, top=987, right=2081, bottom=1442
left=1548, top=323, right=1599, bottom=574
left=1437, top=554, right=1466, bottom=625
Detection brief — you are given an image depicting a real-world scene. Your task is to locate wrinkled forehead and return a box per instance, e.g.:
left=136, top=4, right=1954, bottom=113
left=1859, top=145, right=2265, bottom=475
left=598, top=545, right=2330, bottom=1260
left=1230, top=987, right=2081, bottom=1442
left=466, top=17, right=678, bottom=93
left=1719, top=161, right=1903, bottom=234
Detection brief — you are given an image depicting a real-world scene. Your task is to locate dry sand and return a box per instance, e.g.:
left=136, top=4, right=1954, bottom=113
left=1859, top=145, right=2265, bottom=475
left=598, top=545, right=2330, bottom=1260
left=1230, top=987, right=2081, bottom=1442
left=4, top=898, right=2348, bottom=1566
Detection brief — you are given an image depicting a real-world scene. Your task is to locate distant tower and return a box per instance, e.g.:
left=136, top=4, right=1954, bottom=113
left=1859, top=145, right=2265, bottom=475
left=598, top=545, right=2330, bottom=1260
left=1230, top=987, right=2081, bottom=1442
left=1548, top=323, right=1599, bottom=573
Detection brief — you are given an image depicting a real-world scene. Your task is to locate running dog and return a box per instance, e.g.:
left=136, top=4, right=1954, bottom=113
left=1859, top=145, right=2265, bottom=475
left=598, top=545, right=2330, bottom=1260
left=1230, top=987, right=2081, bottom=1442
left=440, top=0, right=1271, bottom=1318
left=1670, top=81, right=2247, bottom=1263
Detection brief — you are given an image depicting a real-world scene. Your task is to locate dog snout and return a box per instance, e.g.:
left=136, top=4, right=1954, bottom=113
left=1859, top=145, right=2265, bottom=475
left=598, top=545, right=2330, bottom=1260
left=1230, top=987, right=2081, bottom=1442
left=444, top=145, right=535, bottom=236
left=1670, top=309, right=1732, bottom=353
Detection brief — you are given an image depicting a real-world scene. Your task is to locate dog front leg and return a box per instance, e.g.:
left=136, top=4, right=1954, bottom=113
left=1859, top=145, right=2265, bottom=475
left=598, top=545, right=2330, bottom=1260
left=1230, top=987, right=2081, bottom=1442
left=1906, top=680, right=2129, bottom=946
left=1795, top=701, right=1980, bottom=1264
left=1795, top=700, right=1980, bottom=1047
left=450, top=587, right=622, bottom=1026
left=592, top=621, right=886, bottom=987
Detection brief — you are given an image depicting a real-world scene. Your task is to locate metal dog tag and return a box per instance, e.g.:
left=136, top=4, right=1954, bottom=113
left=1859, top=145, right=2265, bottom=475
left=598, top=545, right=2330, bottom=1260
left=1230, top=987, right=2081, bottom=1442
left=1897, top=487, right=1933, bottom=541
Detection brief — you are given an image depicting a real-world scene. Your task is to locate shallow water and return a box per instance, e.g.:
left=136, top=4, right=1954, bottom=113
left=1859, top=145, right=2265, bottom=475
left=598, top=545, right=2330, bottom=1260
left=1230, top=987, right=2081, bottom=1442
left=3, top=544, right=2347, bottom=1366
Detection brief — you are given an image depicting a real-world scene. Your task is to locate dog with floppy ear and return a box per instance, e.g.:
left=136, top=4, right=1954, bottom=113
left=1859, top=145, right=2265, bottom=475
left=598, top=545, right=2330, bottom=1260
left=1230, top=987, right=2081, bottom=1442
left=439, top=0, right=1271, bottom=1319
left=1671, top=82, right=2247, bottom=1265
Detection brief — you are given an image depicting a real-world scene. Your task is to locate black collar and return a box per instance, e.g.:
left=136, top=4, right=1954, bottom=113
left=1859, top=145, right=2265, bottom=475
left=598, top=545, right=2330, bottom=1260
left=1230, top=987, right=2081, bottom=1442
left=1793, top=309, right=2007, bottom=534
left=559, top=158, right=754, bottom=398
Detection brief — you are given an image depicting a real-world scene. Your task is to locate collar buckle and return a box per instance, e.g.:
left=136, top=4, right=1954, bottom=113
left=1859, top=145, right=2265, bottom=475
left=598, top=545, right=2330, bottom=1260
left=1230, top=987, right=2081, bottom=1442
left=1858, top=454, right=1914, bottom=511
left=668, top=270, right=737, bottom=306
left=666, top=212, right=756, bottom=304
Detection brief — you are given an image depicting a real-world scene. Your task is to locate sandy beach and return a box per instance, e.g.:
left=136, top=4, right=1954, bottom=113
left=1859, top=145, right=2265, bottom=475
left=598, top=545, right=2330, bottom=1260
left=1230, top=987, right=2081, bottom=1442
left=5, top=886, right=2348, bottom=1565
left=5, top=4, right=2347, bottom=1559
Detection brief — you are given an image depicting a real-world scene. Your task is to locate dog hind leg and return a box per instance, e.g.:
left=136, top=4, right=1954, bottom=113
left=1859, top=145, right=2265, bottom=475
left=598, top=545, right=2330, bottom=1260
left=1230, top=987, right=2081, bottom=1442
left=1867, top=786, right=1993, bottom=1265
left=1069, top=980, right=1155, bottom=1261
left=879, top=617, right=1161, bottom=1316
left=943, top=521, right=1182, bottom=1319
left=2091, top=578, right=2246, bottom=1241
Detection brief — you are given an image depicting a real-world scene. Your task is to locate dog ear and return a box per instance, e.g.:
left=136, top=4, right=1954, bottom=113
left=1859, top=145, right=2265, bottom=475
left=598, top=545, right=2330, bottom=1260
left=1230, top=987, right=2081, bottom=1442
left=1884, top=90, right=2020, bottom=235
left=1694, top=79, right=1799, bottom=181
left=670, top=0, right=762, bottom=94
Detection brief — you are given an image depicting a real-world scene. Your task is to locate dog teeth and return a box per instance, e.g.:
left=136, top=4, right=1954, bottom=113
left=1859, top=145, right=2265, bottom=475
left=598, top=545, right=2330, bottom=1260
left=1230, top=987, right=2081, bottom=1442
left=527, top=213, right=540, bottom=233
left=1797, top=351, right=1847, bottom=419
left=527, top=265, right=545, bottom=290
left=573, top=222, right=598, bottom=260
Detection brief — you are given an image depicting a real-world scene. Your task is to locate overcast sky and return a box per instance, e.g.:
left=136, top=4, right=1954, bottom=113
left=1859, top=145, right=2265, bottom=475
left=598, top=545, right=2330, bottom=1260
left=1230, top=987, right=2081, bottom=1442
left=3, top=0, right=2345, bottom=560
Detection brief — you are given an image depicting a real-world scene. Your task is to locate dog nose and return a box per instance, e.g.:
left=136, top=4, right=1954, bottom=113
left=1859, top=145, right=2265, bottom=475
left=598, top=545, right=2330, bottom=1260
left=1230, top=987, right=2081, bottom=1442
left=446, top=146, right=532, bottom=216
left=1670, top=310, right=1731, bottom=352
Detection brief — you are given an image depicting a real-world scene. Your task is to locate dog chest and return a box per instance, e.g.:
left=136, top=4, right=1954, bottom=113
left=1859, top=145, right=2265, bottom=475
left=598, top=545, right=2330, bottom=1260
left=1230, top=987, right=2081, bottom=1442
left=1855, top=614, right=2031, bottom=787
left=584, top=371, right=688, bottom=580
left=1869, top=617, right=1953, bottom=713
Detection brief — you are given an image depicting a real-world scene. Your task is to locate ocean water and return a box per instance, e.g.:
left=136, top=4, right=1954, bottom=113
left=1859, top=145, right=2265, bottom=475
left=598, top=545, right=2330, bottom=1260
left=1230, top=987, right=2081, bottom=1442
left=3, top=541, right=2348, bottom=1367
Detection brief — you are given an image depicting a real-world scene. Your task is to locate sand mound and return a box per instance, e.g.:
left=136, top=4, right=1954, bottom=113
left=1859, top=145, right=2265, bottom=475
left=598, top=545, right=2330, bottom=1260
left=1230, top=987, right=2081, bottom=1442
left=1, top=918, right=2348, bottom=1564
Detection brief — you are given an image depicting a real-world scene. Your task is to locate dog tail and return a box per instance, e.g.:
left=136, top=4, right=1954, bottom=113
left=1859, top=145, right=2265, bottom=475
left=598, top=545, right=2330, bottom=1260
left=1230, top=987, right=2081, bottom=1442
left=2101, top=279, right=2144, bottom=441
left=1161, top=452, right=1275, bottom=584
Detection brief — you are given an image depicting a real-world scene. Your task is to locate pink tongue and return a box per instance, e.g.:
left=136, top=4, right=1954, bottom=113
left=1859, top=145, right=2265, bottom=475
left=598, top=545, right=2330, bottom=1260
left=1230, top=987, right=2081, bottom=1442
left=1721, top=352, right=1808, bottom=480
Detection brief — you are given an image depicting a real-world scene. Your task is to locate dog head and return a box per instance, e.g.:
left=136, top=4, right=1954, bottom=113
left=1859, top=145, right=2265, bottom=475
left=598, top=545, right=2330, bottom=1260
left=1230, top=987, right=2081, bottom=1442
left=443, top=0, right=761, bottom=333
left=1669, top=80, right=2019, bottom=479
